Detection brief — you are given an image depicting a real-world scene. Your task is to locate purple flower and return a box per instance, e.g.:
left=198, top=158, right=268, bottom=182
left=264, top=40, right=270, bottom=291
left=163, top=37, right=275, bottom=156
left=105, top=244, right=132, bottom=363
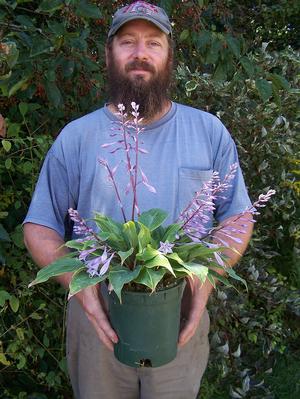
left=68, top=208, right=93, bottom=236
left=85, top=247, right=115, bottom=277
left=158, top=241, right=174, bottom=255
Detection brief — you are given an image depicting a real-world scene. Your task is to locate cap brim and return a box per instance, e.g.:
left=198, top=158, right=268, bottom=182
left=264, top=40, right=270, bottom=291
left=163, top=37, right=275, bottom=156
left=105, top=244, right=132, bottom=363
left=108, top=16, right=171, bottom=38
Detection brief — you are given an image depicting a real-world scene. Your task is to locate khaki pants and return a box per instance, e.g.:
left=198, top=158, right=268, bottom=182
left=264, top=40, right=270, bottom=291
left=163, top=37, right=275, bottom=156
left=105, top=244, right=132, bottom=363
left=66, top=292, right=210, bottom=399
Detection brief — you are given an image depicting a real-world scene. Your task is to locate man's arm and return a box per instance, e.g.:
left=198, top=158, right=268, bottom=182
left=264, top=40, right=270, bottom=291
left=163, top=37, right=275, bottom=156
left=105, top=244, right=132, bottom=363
left=23, top=222, right=118, bottom=350
left=178, top=212, right=253, bottom=347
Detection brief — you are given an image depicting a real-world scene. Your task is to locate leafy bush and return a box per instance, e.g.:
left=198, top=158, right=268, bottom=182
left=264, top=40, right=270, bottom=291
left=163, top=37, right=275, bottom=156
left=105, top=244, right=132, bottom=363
left=0, top=0, right=299, bottom=397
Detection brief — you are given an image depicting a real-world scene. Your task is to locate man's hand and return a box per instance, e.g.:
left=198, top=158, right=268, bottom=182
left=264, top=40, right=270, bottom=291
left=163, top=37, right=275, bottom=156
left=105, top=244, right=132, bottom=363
left=75, top=285, right=118, bottom=351
left=178, top=277, right=212, bottom=347
left=24, top=223, right=118, bottom=351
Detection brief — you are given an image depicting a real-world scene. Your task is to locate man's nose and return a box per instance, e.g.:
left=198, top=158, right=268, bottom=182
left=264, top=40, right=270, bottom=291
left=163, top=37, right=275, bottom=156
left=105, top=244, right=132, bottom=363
left=132, top=41, right=148, bottom=60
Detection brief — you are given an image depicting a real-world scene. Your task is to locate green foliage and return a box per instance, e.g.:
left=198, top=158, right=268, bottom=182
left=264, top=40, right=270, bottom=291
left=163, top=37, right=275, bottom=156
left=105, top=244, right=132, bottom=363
left=199, top=257, right=300, bottom=398
left=30, top=208, right=234, bottom=303
left=0, top=0, right=299, bottom=397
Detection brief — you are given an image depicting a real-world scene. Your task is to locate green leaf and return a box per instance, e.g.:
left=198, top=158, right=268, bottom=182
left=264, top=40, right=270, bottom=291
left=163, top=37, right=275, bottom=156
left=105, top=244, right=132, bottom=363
left=123, top=221, right=138, bottom=249
left=9, top=295, right=19, bottom=312
left=7, top=122, right=21, bottom=137
left=138, top=209, right=168, bottom=231
left=226, top=35, right=240, bottom=58
left=37, top=0, right=63, bottom=13
left=19, top=102, right=28, bottom=117
left=10, top=224, right=24, bottom=249
left=65, top=239, right=95, bottom=250
left=176, top=242, right=220, bottom=262
left=8, top=77, right=29, bottom=97
left=162, top=223, right=182, bottom=242
left=5, top=158, right=12, bottom=169
left=269, top=73, right=290, bottom=91
left=179, top=29, right=189, bottom=42
left=30, top=312, right=42, bottom=320
left=255, top=79, right=272, bottom=102
left=226, top=267, right=247, bottom=290
left=133, top=267, right=166, bottom=292
left=181, top=262, right=208, bottom=283
left=240, top=57, right=255, bottom=77
left=137, top=222, right=152, bottom=252
left=16, top=353, right=26, bottom=369
left=205, top=38, right=221, bottom=64
left=61, top=59, right=75, bottom=78
left=136, top=245, right=159, bottom=263
left=29, top=258, right=83, bottom=287
left=0, top=224, right=10, bottom=242
left=193, top=31, right=211, bottom=51
left=69, top=267, right=106, bottom=296
left=16, top=327, right=25, bottom=341
left=209, top=269, right=232, bottom=287
left=213, top=62, right=227, bottom=81
left=94, top=213, right=123, bottom=235
left=0, top=290, right=11, bottom=306
left=144, top=254, right=175, bottom=276
left=45, top=81, right=63, bottom=108
left=109, top=265, right=142, bottom=303
left=75, top=1, right=102, bottom=19
left=172, top=265, right=193, bottom=278
left=117, top=248, right=134, bottom=265
left=166, top=252, right=185, bottom=265
left=0, top=352, right=11, bottom=366
left=207, top=273, right=216, bottom=289
left=30, top=39, right=53, bottom=57
left=1, top=139, right=11, bottom=152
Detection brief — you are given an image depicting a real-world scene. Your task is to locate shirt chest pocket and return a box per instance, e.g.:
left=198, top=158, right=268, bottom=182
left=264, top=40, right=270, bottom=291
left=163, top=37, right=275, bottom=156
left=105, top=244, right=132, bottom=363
left=177, top=168, right=213, bottom=215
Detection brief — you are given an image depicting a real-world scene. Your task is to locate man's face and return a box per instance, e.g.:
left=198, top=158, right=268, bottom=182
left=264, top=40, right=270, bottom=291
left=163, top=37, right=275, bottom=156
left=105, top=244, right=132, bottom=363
left=106, top=19, right=173, bottom=119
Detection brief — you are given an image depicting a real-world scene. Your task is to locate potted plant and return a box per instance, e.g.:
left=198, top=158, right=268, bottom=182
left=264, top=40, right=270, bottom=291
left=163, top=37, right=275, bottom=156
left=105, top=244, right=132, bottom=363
left=29, top=102, right=275, bottom=367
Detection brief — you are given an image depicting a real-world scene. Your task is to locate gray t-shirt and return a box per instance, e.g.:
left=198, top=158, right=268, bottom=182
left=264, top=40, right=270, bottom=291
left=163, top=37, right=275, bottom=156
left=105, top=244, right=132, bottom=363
left=24, top=102, right=251, bottom=238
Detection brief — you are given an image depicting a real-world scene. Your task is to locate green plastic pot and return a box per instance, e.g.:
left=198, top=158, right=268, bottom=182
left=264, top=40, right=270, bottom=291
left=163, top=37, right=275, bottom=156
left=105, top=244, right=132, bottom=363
left=108, top=279, right=185, bottom=368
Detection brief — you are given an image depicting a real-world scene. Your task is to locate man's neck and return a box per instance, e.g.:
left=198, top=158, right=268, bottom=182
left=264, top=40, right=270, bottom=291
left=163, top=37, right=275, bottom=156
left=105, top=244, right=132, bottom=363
left=107, top=100, right=172, bottom=125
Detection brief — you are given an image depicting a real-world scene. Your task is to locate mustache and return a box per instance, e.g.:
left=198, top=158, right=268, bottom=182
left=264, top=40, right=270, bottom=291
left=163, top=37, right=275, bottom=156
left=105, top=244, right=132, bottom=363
left=125, top=60, right=155, bottom=73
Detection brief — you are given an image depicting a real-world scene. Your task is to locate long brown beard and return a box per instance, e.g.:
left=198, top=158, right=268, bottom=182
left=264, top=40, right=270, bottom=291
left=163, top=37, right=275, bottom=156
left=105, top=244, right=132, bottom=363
left=106, top=51, right=173, bottom=120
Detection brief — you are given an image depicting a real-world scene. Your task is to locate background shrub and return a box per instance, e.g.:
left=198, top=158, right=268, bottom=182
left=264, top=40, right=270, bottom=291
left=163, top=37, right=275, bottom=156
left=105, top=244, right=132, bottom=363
left=0, top=1, right=299, bottom=397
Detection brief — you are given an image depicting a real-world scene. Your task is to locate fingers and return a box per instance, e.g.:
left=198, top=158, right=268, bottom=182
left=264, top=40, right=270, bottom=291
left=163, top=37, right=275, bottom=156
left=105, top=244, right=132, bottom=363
left=76, top=285, right=118, bottom=351
left=178, top=319, right=198, bottom=347
left=178, top=306, right=204, bottom=347
left=88, top=310, right=118, bottom=351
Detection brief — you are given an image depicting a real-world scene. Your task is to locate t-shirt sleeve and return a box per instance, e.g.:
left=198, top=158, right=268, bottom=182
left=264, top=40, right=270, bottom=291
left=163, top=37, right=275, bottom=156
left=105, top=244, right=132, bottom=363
left=212, top=122, right=252, bottom=222
left=23, top=147, right=76, bottom=238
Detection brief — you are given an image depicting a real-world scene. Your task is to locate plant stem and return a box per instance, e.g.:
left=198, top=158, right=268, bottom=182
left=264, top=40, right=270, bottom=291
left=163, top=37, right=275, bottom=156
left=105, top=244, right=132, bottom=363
left=106, top=163, right=127, bottom=223
left=120, top=112, right=137, bottom=220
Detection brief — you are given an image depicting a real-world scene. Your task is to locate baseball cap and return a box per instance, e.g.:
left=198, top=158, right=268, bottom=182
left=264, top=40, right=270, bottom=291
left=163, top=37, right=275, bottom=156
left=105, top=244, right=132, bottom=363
left=108, top=1, right=172, bottom=38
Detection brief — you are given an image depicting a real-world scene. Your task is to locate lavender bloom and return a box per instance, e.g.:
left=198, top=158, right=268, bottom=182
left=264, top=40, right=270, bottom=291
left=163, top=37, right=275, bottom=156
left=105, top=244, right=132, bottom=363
left=79, top=247, right=97, bottom=261
left=85, top=247, right=115, bottom=277
left=158, top=241, right=174, bottom=255
left=203, top=189, right=276, bottom=246
left=178, top=164, right=243, bottom=240
left=249, top=189, right=276, bottom=214
left=99, top=102, right=156, bottom=221
left=68, top=208, right=93, bottom=236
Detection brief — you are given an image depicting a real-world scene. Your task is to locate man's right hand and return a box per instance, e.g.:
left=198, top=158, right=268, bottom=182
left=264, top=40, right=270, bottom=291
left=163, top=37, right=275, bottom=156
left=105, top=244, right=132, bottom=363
left=75, top=285, right=118, bottom=351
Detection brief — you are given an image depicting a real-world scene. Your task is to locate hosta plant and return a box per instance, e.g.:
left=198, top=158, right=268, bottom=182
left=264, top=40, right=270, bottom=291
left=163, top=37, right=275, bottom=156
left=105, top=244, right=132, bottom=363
left=29, top=103, right=275, bottom=302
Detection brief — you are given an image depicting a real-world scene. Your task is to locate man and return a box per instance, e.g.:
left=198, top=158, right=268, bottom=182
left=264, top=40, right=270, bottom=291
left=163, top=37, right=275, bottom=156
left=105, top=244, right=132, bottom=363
left=24, top=2, right=253, bottom=398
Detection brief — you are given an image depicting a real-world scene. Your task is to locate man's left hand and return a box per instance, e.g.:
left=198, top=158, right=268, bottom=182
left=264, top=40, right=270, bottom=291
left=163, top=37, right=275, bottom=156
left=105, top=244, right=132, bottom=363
left=178, top=278, right=212, bottom=347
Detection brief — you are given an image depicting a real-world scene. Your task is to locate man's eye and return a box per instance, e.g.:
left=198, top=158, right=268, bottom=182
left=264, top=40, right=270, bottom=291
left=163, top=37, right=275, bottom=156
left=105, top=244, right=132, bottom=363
left=149, top=41, right=161, bottom=47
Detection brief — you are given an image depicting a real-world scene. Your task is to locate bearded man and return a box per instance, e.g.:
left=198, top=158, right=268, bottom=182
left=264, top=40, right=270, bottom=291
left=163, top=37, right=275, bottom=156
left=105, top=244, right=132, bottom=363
left=23, top=2, right=253, bottom=398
